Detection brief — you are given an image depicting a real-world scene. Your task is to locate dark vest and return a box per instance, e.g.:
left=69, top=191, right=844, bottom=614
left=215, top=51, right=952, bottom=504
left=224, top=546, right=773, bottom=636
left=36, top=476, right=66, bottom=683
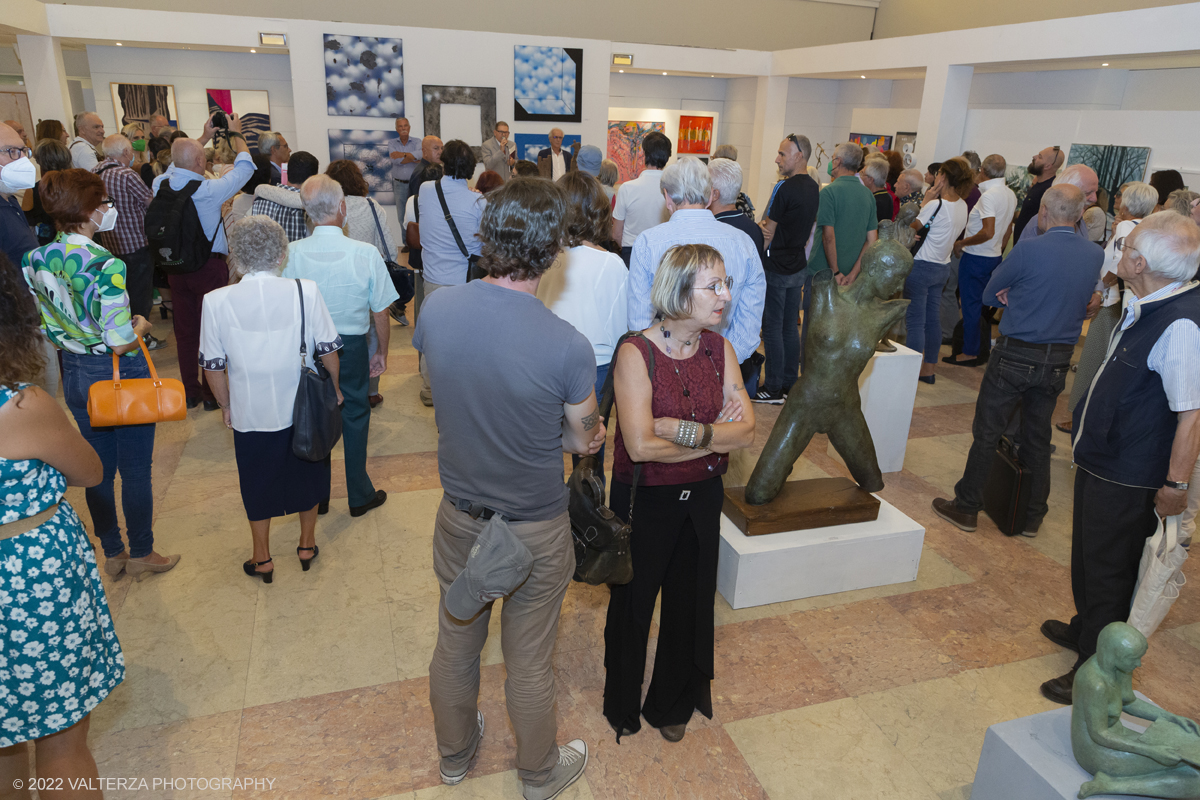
left=1072, top=283, right=1200, bottom=488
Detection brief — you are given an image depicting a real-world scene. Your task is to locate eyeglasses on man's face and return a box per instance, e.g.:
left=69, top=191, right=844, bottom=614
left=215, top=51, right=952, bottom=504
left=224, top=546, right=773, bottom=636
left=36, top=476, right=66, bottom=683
left=0, top=146, right=32, bottom=161
left=1114, top=236, right=1140, bottom=256
left=693, top=276, right=735, bottom=297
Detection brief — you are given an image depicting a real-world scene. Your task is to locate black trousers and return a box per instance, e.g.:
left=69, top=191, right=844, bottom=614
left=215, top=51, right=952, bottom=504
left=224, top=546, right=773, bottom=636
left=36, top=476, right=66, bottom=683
left=118, top=246, right=153, bottom=320
left=603, top=476, right=722, bottom=736
left=1067, top=468, right=1158, bottom=664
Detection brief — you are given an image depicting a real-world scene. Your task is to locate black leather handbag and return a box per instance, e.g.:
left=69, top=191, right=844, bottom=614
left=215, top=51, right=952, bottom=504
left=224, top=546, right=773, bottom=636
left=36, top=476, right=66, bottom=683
left=435, top=178, right=487, bottom=282
left=290, top=280, right=343, bottom=462
left=982, top=435, right=1031, bottom=536
left=909, top=198, right=942, bottom=257
left=567, top=332, right=653, bottom=586
left=368, top=200, right=414, bottom=305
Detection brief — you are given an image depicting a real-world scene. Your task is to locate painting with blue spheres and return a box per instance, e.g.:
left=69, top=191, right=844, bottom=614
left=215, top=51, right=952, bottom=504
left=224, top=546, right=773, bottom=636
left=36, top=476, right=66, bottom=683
left=324, top=34, right=405, bottom=118
left=328, top=129, right=394, bottom=205
left=514, top=46, right=582, bottom=123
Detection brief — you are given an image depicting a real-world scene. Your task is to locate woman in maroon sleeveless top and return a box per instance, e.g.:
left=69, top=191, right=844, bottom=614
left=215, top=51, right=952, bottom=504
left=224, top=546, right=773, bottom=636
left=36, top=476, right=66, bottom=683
left=604, top=244, right=756, bottom=743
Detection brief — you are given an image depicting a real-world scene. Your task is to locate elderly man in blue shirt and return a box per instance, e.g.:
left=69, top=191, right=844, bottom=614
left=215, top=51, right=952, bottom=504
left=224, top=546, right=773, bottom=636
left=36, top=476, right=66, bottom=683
left=933, top=184, right=1103, bottom=538
left=284, top=175, right=399, bottom=519
left=627, top=156, right=767, bottom=396
left=152, top=114, right=255, bottom=409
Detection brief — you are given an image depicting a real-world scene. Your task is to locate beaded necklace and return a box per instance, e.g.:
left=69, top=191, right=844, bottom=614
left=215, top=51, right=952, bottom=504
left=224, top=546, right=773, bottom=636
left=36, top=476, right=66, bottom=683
left=659, top=324, right=723, bottom=472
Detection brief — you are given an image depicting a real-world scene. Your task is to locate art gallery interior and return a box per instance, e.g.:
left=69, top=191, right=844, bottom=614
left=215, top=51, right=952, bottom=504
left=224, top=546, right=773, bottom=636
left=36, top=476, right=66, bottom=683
left=3, top=0, right=1200, bottom=797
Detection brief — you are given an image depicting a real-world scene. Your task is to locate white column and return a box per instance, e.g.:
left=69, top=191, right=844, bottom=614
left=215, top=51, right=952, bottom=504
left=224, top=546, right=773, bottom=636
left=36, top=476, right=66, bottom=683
left=16, top=35, right=73, bottom=131
left=749, top=75, right=788, bottom=213
left=914, top=63, right=973, bottom=166
left=286, top=21, right=327, bottom=158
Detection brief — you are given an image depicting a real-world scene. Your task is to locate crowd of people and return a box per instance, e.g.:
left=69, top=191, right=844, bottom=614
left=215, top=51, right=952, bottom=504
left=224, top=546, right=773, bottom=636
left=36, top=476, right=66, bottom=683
left=2, top=105, right=1200, bottom=798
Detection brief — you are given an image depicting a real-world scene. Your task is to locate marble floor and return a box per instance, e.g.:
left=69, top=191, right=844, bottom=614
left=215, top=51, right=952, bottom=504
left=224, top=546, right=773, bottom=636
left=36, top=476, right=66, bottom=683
left=55, top=310, right=1200, bottom=800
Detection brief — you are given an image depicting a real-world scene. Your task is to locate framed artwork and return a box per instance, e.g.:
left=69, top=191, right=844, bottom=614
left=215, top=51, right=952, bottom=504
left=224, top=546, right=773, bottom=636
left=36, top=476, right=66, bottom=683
left=678, top=116, right=713, bottom=155
left=1005, top=164, right=1036, bottom=208
left=422, top=85, right=497, bottom=159
left=324, top=34, right=405, bottom=118
left=849, top=132, right=892, bottom=151
left=206, top=89, right=271, bottom=151
left=1066, top=144, right=1151, bottom=216
left=607, top=120, right=666, bottom=183
left=110, top=83, right=177, bottom=129
left=893, top=132, right=917, bottom=167
left=328, top=129, right=394, bottom=205
left=513, top=133, right=580, bottom=164
left=513, top=46, right=582, bottom=123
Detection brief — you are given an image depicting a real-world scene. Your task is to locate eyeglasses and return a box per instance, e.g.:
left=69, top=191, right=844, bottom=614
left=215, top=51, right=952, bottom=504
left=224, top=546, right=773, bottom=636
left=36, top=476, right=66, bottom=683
left=1114, top=236, right=1139, bottom=256
left=693, top=276, right=735, bottom=296
left=99, top=197, right=115, bottom=209
left=1, top=146, right=32, bottom=161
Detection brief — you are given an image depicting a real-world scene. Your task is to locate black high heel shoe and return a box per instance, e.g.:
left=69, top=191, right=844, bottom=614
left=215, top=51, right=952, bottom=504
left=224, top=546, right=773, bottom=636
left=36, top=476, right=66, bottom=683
left=297, top=545, right=319, bottom=571
left=243, top=557, right=273, bottom=583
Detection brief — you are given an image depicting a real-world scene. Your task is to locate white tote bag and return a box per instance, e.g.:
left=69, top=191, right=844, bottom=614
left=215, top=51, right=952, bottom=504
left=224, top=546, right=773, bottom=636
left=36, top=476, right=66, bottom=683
left=1128, top=514, right=1188, bottom=637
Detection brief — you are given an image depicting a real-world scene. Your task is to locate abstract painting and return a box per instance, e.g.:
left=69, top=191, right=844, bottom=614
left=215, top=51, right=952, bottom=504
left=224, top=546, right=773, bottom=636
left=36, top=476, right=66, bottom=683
left=607, top=120, right=665, bottom=183
left=1005, top=164, right=1035, bottom=208
left=849, top=132, right=892, bottom=152
left=1066, top=143, right=1151, bottom=216
left=324, top=34, right=404, bottom=118
left=894, top=132, right=917, bottom=167
left=110, top=83, right=177, bottom=130
left=422, top=86, right=497, bottom=159
left=678, top=116, right=713, bottom=155
left=514, top=46, right=582, bottom=123
left=513, top=133, right=581, bottom=164
left=206, top=89, right=271, bottom=150
left=328, top=129, right=394, bottom=205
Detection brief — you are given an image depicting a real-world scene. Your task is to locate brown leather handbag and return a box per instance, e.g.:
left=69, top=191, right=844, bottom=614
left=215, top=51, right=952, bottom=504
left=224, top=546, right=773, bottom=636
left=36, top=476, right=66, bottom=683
left=87, top=337, right=187, bottom=426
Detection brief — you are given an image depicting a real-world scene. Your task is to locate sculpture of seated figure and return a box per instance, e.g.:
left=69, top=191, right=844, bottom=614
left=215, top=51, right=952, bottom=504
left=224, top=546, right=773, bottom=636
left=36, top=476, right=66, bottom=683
left=744, top=237, right=912, bottom=504
left=1073, top=622, right=1200, bottom=799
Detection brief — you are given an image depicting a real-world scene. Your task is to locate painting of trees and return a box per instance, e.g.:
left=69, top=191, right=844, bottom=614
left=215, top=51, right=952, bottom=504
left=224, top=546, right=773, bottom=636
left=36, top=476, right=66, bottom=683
left=1066, top=144, right=1151, bottom=216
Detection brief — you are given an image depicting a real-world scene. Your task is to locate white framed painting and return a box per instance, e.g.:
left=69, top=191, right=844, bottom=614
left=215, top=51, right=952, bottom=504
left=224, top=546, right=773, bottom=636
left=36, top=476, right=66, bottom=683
left=111, top=83, right=178, bottom=131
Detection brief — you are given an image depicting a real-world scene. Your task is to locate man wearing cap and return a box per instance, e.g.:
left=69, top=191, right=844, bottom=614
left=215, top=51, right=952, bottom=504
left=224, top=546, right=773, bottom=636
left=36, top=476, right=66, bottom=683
left=574, top=145, right=603, bottom=179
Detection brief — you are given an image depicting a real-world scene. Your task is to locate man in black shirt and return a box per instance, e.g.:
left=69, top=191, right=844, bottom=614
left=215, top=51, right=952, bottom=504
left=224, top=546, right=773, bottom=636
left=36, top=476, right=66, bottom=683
left=860, top=156, right=894, bottom=222
left=755, top=134, right=820, bottom=403
left=1011, top=145, right=1063, bottom=242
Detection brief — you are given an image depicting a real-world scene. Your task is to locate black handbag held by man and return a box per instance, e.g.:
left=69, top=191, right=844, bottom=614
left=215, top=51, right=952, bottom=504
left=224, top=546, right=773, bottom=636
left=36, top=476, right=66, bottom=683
left=290, top=280, right=343, bottom=462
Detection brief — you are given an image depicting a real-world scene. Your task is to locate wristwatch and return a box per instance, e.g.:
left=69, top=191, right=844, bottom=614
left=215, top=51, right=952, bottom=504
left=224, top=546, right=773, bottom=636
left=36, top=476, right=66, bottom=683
left=1164, top=479, right=1190, bottom=491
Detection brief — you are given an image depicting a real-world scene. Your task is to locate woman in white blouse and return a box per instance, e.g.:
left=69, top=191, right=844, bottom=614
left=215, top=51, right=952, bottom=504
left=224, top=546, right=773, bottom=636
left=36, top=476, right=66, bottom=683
left=536, top=171, right=629, bottom=487
left=199, top=216, right=344, bottom=583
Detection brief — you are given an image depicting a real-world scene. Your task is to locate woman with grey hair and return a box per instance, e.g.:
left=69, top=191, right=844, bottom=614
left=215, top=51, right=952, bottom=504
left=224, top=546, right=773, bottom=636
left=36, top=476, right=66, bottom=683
left=597, top=158, right=620, bottom=205
left=604, top=243, right=756, bottom=743
left=199, top=215, right=345, bottom=583
left=1058, top=181, right=1160, bottom=434
left=1167, top=189, right=1200, bottom=225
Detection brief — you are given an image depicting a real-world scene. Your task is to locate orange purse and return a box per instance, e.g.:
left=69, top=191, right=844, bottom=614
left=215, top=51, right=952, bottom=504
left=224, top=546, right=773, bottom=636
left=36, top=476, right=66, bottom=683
left=87, top=336, right=187, bottom=426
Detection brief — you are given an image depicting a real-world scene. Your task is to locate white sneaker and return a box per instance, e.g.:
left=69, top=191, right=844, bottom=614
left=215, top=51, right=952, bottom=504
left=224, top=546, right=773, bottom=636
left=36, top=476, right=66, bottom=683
left=440, top=711, right=484, bottom=785
left=522, top=739, right=587, bottom=800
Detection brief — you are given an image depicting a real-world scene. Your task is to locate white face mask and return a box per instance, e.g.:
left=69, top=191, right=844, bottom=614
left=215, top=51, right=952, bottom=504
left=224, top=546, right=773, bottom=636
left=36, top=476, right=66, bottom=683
left=95, top=205, right=119, bottom=233
left=0, top=156, right=36, bottom=193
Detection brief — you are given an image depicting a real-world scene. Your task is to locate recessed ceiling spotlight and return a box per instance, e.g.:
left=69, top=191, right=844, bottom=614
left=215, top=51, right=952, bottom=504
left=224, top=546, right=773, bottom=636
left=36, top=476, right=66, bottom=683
left=663, top=71, right=668, bottom=75
left=116, top=42, right=122, bottom=46
left=618, top=69, right=624, bottom=73
left=1102, top=62, right=1109, bottom=66
left=250, top=49, right=256, bottom=53
left=860, top=75, right=866, bottom=79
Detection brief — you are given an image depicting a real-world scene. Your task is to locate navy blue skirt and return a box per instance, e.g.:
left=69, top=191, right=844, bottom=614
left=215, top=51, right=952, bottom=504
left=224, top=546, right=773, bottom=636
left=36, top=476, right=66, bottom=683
left=233, top=427, right=330, bottom=521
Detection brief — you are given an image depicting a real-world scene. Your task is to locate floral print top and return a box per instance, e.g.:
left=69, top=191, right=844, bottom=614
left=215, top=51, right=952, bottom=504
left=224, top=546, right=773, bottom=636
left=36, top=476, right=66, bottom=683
left=21, top=233, right=137, bottom=356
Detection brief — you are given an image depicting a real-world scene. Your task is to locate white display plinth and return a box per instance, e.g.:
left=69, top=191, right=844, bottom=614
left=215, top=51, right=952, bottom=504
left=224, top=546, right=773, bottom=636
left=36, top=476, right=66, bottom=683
left=716, top=497, right=924, bottom=609
left=827, top=343, right=921, bottom=474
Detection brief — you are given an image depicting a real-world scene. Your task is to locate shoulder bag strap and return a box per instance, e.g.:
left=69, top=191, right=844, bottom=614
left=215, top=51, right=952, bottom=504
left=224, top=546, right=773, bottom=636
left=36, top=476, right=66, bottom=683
left=367, top=200, right=390, bottom=261
left=295, top=279, right=307, bottom=368
left=598, top=330, right=656, bottom=523
left=435, top=178, right=471, bottom=261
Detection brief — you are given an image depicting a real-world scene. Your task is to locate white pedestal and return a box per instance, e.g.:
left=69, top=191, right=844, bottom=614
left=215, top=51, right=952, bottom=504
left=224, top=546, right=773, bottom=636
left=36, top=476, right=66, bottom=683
left=827, top=343, right=921, bottom=474
left=716, top=497, right=925, bottom=610
left=971, top=697, right=1152, bottom=800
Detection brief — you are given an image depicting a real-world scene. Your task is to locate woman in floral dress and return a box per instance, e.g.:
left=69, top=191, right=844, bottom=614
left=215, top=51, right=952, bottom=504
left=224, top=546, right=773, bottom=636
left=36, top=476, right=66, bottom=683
left=0, top=251, right=123, bottom=795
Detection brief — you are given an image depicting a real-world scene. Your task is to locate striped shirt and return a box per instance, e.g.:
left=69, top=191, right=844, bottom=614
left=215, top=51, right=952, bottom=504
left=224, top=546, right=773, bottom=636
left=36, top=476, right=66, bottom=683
left=1118, top=281, right=1200, bottom=412
left=627, top=209, right=767, bottom=363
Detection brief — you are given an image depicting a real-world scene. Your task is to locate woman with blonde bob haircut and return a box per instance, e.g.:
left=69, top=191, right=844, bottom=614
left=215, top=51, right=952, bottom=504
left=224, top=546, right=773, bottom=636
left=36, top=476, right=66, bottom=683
left=603, top=243, right=755, bottom=744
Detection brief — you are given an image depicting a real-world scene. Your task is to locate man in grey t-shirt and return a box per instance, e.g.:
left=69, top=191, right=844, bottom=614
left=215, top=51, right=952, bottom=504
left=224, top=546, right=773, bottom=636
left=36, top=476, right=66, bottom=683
left=412, top=178, right=601, bottom=800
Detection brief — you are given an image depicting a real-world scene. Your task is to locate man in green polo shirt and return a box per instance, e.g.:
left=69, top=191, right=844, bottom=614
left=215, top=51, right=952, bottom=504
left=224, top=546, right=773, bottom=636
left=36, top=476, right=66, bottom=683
left=808, top=142, right=878, bottom=285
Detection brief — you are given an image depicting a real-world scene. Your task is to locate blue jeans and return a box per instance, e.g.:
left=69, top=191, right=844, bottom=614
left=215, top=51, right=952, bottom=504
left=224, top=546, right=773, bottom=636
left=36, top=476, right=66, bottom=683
left=952, top=338, right=1072, bottom=530
left=958, top=253, right=1003, bottom=356
left=572, top=363, right=609, bottom=491
left=61, top=350, right=157, bottom=558
left=761, top=270, right=806, bottom=393
left=904, top=259, right=950, bottom=365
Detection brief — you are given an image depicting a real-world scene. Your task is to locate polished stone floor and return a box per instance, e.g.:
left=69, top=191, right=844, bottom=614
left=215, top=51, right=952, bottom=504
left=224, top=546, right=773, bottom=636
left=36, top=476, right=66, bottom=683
left=60, top=310, right=1200, bottom=800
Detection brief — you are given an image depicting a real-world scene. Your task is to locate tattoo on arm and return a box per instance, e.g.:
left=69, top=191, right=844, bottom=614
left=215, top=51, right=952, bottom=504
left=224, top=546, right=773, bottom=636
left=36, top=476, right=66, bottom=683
left=732, top=383, right=744, bottom=392
left=581, top=408, right=599, bottom=430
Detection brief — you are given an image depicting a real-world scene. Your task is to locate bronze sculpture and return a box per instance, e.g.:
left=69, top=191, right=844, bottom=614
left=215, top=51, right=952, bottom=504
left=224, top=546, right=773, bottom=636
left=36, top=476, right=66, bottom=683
left=1072, top=622, right=1200, bottom=799
left=876, top=203, right=919, bottom=352
left=743, top=221, right=914, bottom=505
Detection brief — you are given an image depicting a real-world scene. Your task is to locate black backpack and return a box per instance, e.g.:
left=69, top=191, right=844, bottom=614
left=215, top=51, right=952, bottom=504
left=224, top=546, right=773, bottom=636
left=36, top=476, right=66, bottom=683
left=144, top=180, right=213, bottom=275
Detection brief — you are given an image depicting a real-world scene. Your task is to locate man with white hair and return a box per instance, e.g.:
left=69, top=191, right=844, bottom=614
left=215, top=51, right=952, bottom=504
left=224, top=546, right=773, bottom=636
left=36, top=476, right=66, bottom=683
left=1017, top=162, right=1099, bottom=243
left=537, top=128, right=573, bottom=180
left=859, top=156, right=893, bottom=223
left=1039, top=210, right=1200, bottom=705
left=70, top=112, right=106, bottom=171
left=258, top=131, right=291, bottom=186
left=895, top=169, right=925, bottom=208
left=947, top=154, right=1017, bottom=366
left=756, top=134, right=819, bottom=402
left=933, top=185, right=1103, bottom=541
left=151, top=113, right=254, bottom=410
left=807, top=142, right=878, bottom=287
left=628, top=156, right=767, bottom=395
left=94, top=133, right=161, bottom=347
left=284, top=175, right=399, bottom=519
left=1012, top=145, right=1065, bottom=241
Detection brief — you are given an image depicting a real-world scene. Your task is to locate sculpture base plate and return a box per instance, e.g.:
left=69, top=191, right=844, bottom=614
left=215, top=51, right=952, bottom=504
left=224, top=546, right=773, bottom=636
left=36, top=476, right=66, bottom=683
left=722, top=477, right=881, bottom=536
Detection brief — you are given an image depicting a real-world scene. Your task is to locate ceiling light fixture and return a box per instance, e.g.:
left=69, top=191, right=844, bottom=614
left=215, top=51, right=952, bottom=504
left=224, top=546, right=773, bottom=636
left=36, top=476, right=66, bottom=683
left=860, top=75, right=866, bottom=79
left=1102, top=62, right=1109, bottom=66
left=612, top=53, right=633, bottom=66
left=116, top=42, right=122, bottom=46
left=250, top=49, right=256, bottom=53
left=618, top=69, right=624, bottom=73
left=663, top=71, right=668, bottom=75
left=259, top=32, right=287, bottom=47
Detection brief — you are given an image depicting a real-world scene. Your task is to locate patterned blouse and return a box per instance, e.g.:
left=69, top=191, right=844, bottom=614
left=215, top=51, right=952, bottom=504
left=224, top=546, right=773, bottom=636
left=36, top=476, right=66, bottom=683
left=21, top=233, right=137, bottom=356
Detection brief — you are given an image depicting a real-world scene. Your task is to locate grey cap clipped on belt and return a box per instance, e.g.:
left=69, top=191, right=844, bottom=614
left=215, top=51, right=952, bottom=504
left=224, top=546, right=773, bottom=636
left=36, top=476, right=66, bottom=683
left=445, top=516, right=535, bottom=620
left=575, top=144, right=603, bottom=177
